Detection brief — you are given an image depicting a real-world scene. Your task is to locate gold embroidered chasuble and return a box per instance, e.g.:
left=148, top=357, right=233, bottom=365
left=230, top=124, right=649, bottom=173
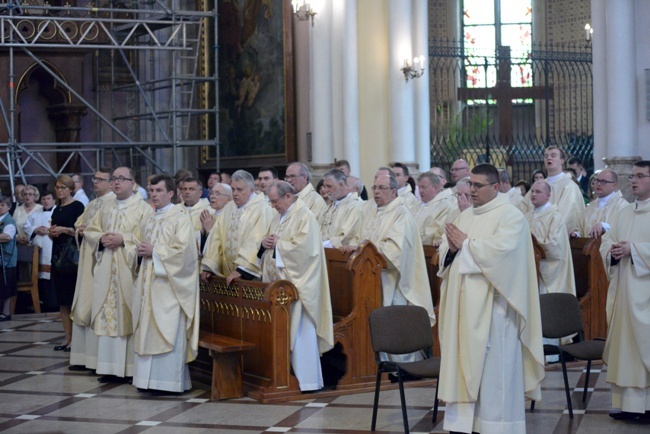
left=296, top=183, right=327, bottom=225
left=578, top=190, right=628, bottom=236
left=133, top=205, right=200, bottom=361
left=414, top=195, right=451, bottom=246
left=320, top=193, right=363, bottom=248
left=70, top=191, right=115, bottom=326
left=520, top=173, right=585, bottom=232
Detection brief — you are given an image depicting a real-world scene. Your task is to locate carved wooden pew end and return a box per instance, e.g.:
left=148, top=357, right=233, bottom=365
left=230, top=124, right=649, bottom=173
left=198, top=331, right=256, bottom=400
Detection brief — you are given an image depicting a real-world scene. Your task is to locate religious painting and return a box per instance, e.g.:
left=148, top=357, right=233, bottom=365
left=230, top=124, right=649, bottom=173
left=214, top=0, right=295, bottom=165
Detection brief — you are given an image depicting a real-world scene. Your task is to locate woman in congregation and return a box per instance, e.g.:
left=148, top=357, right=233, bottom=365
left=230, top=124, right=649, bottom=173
left=12, top=184, right=43, bottom=245
left=49, top=175, right=84, bottom=351
left=0, top=197, right=18, bottom=322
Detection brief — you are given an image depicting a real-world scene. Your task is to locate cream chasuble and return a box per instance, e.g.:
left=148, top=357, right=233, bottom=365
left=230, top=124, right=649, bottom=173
left=438, top=194, right=545, bottom=404
left=360, top=198, right=435, bottom=325
left=201, top=192, right=274, bottom=277
left=261, top=200, right=334, bottom=355
left=70, top=192, right=115, bottom=326
left=320, top=193, right=363, bottom=248
left=526, top=204, right=576, bottom=296
left=507, top=187, right=524, bottom=207
left=133, top=205, right=199, bottom=362
left=519, top=173, right=584, bottom=232
left=296, top=182, right=328, bottom=225
left=414, top=196, right=451, bottom=246
left=600, top=199, right=650, bottom=413
left=83, top=195, right=154, bottom=337
left=577, top=190, right=628, bottom=237
left=398, top=184, right=421, bottom=215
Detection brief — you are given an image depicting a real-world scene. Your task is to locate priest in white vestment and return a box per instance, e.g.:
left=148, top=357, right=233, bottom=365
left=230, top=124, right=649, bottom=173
left=69, top=168, right=115, bottom=369
left=23, top=192, right=56, bottom=309
left=261, top=181, right=334, bottom=391
left=415, top=172, right=451, bottom=246
left=320, top=169, right=363, bottom=248
left=391, top=162, right=420, bottom=214
left=519, top=146, right=584, bottom=233
left=444, top=178, right=471, bottom=224
left=83, top=167, right=154, bottom=381
left=201, top=170, right=274, bottom=284
left=199, top=183, right=232, bottom=244
left=181, top=177, right=214, bottom=249
left=133, top=174, right=199, bottom=393
left=498, top=168, right=524, bottom=207
left=526, top=180, right=576, bottom=296
left=347, top=174, right=435, bottom=334
left=285, top=162, right=327, bottom=224
left=600, top=161, right=650, bottom=420
left=438, top=163, right=545, bottom=434
left=573, top=169, right=628, bottom=238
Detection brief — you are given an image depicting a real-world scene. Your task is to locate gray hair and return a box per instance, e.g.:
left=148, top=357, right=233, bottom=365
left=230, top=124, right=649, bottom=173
left=347, top=175, right=363, bottom=194
left=377, top=166, right=396, bottom=178
left=270, top=180, right=295, bottom=196
left=288, top=162, right=312, bottom=182
left=216, top=183, right=233, bottom=197
left=456, top=177, right=470, bottom=188
left=498, top=168, right=511, bottom=184
left=430, top=167, right=447, bottom=181
left=231, top=170, right=255, bottom=191
left=323, top=169, right=347, bottom=185
left=417, top=172, right=441, bottom=187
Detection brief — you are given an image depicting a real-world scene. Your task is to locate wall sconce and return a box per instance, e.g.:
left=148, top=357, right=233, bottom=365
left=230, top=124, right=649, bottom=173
left=292, top=0, right=317, bottom=27
left=401, top=55, right=426, bottom=82
left=584, top=23, right=593, bottom=47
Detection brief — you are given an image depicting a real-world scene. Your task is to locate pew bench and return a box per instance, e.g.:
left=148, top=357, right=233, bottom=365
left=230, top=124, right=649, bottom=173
left=198, top=331, right=256, bottom=400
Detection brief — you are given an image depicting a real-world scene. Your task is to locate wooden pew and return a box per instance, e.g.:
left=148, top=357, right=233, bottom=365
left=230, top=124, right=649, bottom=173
left=195, top=241, right=387, bottom=403
left=570, top=237, right=608, bottom=340
left=195, top=278, right=302, bottom=402
left=325, top=240, right=386, bottom=390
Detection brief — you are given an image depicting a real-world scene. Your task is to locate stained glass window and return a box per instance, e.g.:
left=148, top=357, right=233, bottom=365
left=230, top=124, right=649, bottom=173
left=462, top=0, right=533, bottom=104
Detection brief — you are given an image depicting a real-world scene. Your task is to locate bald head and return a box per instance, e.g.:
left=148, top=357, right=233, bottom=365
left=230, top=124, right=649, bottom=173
left=530, top=180, right=552, bottom=208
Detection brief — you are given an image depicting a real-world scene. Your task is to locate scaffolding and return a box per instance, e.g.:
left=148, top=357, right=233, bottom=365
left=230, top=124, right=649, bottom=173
left=0, top=0, right=219, bottom=191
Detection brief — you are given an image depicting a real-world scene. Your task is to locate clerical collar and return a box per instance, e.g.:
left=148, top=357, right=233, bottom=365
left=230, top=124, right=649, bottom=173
left=635, top=197, right=650, bottom=209
left=534, top=202, right=552, bottom=213
left=597, top=191, right=616, bottom=208
left=155, top=203, right=174, bottom=213
left=334, top=193, right=350, bottom=207
left=239, top=193, right=255, bottom=209
left=116, top=197, right=129, bottom=208
left=546, top=172, right=563, bottom=185
left=279, top=202, right=295, bottom=222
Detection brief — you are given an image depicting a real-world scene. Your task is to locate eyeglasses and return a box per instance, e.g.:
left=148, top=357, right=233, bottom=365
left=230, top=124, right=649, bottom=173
left=371, top=185, right=394, bottom=191
left=23, top=192, right=36, bottom=196
left=450, top=167, right=469, bottom=172
left=468, top=181, right=495, bottom=190
left=284, top=174, right=303, bottom=180
left=55, top=185, right=70, bottom=190
left=628, top=174, right=650, bottom=181
left=110, top=176, right=134, bottom=183
left=92, top=177, right=110, bottom=183
left=593, top=179, right=615, bottom=185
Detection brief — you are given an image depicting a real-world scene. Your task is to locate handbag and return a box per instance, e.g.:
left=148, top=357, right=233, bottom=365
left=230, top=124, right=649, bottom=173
left=52, top=235, right=79, bottom=274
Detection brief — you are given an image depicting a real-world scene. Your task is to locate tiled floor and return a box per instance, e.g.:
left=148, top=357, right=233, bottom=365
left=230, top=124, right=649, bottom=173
left=0, top=314, right=648, bottom=433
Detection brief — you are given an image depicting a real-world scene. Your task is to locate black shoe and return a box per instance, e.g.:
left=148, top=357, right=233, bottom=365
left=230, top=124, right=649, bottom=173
left=0, top=314, right=11, bottom=322
left=609, top=411, right=641, bottom=420
left=68, top=365, right=90, bottom=371
left=97, top=375, right=131, bottom=384
left=54, top=345, right=70, bottom=351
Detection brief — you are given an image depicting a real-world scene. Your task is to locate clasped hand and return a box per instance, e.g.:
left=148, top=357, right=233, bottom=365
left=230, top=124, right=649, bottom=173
left=445, top=223, right=467, bottom=253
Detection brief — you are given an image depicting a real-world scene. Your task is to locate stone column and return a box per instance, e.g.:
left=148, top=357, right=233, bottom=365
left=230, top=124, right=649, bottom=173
left=340, top=0, right=361, bottom=175
left=310, top=0, right=334, bottom=174
left=591, top=0, right=607, bottom=170
left=388, top=0, right=416, bottom=167
left=603, top=0, right=639, bottom=200
left=412, top=0, right=429, bottom=173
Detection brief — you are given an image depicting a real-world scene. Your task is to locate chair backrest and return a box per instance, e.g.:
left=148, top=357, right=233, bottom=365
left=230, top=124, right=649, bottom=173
left=368, top=305, right=433, bottom=355
left=16, top=245, right=38, bottom=285
left=539, top=293, right=584, bottom=339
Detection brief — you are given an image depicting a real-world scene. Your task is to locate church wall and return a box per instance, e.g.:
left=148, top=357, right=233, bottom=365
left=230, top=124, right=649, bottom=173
left=357, top=0, right=391, bottom=185
left=635, top=0, right=650, bottom=158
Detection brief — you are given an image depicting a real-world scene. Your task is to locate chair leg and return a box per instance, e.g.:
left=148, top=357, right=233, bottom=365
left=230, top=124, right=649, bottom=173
left=371, top=369, right=383, bottom=431
left=30, top=286, right=41, bottom=314
left=560, top=352, right=573, bottom=419
left=582, top=360, right=591, bottom=403
left=397, top=370, right=409, bottom=434
left=432, top=378, right=439, bottom=425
